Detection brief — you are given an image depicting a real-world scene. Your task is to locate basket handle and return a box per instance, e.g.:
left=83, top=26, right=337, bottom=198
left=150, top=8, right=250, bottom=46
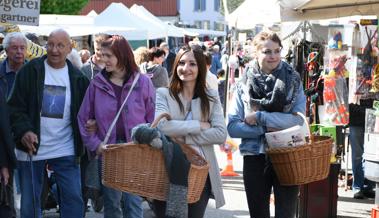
left=151, top=113, right=171, bottom=128
left=293, top=112, right=313, bottom=144
left=104, top=142, right=135, bottom=150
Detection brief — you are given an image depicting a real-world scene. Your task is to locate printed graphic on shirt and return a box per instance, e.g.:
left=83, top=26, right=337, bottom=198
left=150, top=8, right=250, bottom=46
left=41, top=85, right=66, bottom=119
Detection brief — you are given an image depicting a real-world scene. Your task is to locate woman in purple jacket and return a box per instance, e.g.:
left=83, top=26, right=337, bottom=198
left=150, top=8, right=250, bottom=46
left=77, top=35, right=155, bottom=218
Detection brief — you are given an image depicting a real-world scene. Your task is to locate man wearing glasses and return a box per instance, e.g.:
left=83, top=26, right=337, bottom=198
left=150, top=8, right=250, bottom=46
left=7, top=29, right=89, bottom=218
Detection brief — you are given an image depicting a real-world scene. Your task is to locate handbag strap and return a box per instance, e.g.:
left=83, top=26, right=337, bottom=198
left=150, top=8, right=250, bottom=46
left=103, top=73, right=140, bottom=145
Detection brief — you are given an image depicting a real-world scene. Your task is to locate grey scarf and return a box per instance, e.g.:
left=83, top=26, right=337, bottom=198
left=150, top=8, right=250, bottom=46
left=246, top=60, right=301, bottom=112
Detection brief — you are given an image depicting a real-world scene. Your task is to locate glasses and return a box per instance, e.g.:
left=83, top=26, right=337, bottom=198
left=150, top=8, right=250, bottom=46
left=46, top=43, right=67, bottom=50
left=261, top=48, right=282, bottom=56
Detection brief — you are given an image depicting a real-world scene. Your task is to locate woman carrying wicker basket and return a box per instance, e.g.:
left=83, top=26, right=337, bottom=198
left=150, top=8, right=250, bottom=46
left=153, top=45, right=227, bottom=218
left=227, top=31, right=306, bottom=218
left=77, top=35, right=156, bottom=218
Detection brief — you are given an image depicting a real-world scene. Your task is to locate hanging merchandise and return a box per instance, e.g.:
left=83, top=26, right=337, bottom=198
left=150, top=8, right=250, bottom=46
left=323, top=54, right=349, bottom=125
left=322, top=25, right=350, bottom=126
left=304, top=44, right=325, bottom=124
left=351, top=23, right=379, bottom=103
left=362, top=26, right=377, bottom=79
left=352, top=24, right=362, bottom=56
left=372, top=64, right=379, bottom=92
left=371, top=21, right=379, bottom=93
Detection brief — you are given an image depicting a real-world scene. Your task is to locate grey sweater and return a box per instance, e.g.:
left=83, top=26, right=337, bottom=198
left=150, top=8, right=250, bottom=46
left=140, top=62, right=169, bottom=89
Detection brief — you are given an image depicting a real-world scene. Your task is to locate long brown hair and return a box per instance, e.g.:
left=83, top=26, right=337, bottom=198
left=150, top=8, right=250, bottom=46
left=101, top=35, right=139, bottom=81
left=169, top=45, right=214, bottom=120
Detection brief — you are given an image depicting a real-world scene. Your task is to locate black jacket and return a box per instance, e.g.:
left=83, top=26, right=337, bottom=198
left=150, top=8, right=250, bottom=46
left=0, top=88, right=16, bottom=169
left=7, top=56, right=89, bottom=160
left=349, top=99, right=374, bottom=127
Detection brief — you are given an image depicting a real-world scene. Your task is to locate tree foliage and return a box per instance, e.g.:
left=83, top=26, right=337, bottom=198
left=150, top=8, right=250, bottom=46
left=40, top=0, right=89, bottom=15
left=221, top=0, right=245, bottom=15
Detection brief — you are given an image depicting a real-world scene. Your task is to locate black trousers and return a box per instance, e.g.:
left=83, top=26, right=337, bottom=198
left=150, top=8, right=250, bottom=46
left=153, top=177, right=211, bottom=218
left=243, top=155, right=299, bottom=218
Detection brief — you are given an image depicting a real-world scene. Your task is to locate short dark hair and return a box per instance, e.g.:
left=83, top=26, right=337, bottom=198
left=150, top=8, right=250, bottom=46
left=148, top=47, right=166, bottom=61
left=204, top=51, right=212, bottom=66
left=217, top=69, right=225, bottom=78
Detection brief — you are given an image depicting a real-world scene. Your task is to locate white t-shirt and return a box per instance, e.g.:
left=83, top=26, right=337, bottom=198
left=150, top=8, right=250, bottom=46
left=16, top=60, right=75, bottom=161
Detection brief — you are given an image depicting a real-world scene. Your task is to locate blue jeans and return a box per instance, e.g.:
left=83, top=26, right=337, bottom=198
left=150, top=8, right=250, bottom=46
left=18, top=155, right=84, bottom=218
left=350, top=126, right=374, bottom=191
left=102, top=185, right=143, bottom=218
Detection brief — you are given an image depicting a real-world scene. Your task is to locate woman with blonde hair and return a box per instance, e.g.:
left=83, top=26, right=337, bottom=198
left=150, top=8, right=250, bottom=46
left=228, top=31, right=306, bottom=218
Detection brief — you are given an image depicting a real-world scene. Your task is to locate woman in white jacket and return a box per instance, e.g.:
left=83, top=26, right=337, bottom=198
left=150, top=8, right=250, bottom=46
left=154, top=45, right=227, bottom=218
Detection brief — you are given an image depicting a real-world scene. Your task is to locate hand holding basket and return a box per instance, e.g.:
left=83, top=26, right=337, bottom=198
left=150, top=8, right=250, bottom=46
left=266, top=112, right=334, bottom=186
left=102, top=113, right=210, bottom=203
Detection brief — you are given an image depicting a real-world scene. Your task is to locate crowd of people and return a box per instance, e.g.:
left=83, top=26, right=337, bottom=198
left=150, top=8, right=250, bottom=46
left=0, top=28, right=309, bottom=218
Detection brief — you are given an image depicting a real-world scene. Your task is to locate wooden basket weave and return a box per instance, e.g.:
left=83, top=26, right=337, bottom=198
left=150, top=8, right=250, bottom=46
left=102, top=113, right=210, bottom=203
left=266, top=113, right=333, bottom=186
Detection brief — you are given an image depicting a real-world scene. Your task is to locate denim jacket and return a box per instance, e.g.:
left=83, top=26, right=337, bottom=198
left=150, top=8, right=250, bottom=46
left=227, top=67, right=306, bottom=155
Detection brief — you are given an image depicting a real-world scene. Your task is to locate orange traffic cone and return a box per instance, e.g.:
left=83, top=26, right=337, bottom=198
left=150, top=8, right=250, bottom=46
left=220, top=151, right=239, bottom=176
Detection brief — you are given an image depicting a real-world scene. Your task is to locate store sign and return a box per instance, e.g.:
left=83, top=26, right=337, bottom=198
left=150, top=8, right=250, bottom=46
left=0, top=0, right=40, bottom=26
left=360, top=19, right=378, bottom=26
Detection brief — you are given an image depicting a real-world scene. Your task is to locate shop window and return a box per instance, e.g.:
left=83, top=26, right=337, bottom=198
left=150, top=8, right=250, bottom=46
left=214, top=0, right=220, bottom=12
left=194, top=20, right=202, bottom=29
left=194, top=0, right=206, bottom=11
left=203, top=20, right=211, bottom=30
left=214, top=21, right=224, bottom=31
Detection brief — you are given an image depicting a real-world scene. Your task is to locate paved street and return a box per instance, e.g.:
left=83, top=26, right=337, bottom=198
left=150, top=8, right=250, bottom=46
left=17, top=146, right=375, bottom=218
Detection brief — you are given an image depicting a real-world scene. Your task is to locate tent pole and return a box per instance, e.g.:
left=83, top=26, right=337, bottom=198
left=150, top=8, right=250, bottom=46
left=223, top=29, right=233, bottom=118
left=303, top=21, right=307, bottom=41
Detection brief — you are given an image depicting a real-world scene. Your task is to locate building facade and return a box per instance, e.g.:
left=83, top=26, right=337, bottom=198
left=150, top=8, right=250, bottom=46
left=178, top=0, right=224, bottom=31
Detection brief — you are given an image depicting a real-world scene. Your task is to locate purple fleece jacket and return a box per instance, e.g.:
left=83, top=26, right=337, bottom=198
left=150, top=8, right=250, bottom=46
left=77, top=71, right=155, bottom=152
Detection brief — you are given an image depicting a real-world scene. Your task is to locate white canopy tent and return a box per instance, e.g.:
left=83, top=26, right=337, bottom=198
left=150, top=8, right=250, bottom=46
left=281, top=0, right=379, bottom=22
left=130, top=4, right=185, bottom=38
left=226, top=0, right=282, bottom=29
left=87, top=10, right=98, bottom=17
left=94, top=3, right=150, bottom=40
left=184, top=28, right=225, bottom=37
left=18, top=13, right=145, bottom=37
left=18, top=14, right=116, bottom=37
left=227, top=0, right=379, bottom=30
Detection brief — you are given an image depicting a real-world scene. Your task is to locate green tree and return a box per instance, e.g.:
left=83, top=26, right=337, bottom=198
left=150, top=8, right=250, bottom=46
left=40, top=0, right=89, bottom=15
left=221, top=0, right=245, bottom=15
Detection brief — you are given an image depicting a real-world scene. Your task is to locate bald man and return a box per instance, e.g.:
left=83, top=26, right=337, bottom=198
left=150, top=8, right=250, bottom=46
left=7, top=29, right=89, bottom=218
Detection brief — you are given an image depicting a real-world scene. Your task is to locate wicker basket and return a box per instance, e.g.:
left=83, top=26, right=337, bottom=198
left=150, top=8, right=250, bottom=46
left=102, top=113, right=210, bottom=203
left=266, top=112, right=333, bottom=186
